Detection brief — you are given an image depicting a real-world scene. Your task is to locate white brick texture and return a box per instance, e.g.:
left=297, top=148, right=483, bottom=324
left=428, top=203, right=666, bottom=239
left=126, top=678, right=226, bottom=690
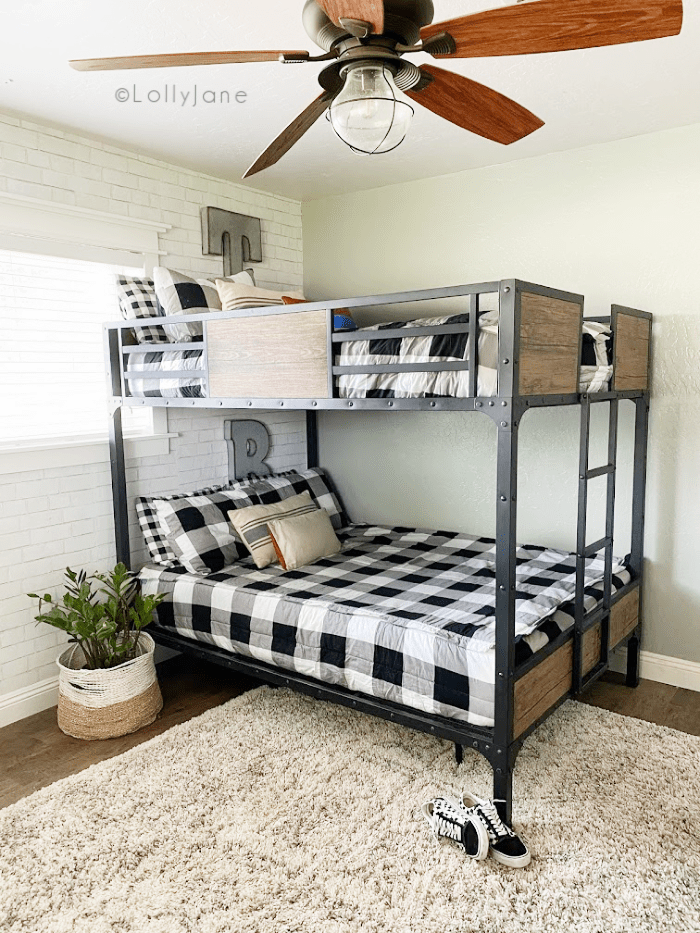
left=0, top=112, right=305, bottom=710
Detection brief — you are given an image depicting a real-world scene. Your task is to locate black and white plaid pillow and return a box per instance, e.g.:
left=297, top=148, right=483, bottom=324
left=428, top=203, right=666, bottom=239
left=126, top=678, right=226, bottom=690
left=154, top=268, right=254, bottom=343
left=245, top=468, right=348, bottom=530
left=136, top=484, right=227, bottom=565
left=155, top=487, right=257, bottom=574
left=115, top=275, right=169, bottom=345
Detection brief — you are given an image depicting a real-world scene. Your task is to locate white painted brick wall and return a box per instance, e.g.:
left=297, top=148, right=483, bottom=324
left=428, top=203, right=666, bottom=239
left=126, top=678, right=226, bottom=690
left=0, top=111, right=305, bottom=709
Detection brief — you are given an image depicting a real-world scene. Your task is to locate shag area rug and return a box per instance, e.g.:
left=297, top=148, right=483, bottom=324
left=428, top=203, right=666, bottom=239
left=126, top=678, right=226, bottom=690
left=1, top=688, right=699, bottom=933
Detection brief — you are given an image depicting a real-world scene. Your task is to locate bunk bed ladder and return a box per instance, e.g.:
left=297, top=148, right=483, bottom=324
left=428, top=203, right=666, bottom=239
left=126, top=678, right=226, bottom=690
left=573, top=396, right=618, bottom=694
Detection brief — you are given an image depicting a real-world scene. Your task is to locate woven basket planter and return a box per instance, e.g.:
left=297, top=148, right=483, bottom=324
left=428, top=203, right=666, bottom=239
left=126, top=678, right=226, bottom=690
left=56, top=633, right=162, bottom=740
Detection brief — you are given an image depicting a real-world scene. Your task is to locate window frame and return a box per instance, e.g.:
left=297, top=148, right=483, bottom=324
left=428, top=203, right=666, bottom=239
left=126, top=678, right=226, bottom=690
left=0, top=192, right=173, bottom=473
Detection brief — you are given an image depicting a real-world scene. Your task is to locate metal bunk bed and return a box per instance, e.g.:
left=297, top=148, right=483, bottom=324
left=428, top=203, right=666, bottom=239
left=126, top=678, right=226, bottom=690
left=104, top=273, right=650, bottom=826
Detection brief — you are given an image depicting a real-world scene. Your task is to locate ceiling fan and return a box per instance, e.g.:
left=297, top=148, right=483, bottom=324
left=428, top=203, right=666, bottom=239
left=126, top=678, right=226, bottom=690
left=70, top=0, right=683, bottom=178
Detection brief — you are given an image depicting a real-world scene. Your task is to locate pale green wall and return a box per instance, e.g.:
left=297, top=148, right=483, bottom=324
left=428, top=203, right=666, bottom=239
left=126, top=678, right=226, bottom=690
left=302, top=123, right=700, bottom=665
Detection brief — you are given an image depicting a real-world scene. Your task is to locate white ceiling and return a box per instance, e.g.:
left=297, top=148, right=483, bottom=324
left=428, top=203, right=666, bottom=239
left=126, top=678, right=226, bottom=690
left=1, top=1, right=699, bottom=202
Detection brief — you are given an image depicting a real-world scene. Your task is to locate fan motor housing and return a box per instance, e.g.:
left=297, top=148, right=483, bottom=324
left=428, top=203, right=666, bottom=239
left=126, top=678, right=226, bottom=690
left=303, top=0, right=435, bottom=50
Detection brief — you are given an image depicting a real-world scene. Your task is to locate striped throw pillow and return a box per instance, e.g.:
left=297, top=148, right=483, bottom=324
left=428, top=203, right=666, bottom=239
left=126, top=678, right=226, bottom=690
left=215, top=281, right=304, bottom=313
left=227, top=491, right=317, bottom=569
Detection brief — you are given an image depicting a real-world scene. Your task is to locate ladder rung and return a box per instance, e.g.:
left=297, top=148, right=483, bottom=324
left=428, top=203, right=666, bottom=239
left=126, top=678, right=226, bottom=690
left=578, top=660, right=608, bottom=693
left=582, top=536, right=612, bottom=558
left=580, top=606, right=606, bottom=632
left=586, top=464, right=615, bottom=479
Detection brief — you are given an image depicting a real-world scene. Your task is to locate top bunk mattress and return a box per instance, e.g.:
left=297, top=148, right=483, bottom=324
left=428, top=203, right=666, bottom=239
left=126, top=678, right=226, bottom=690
left=337, top=312, right=612, bottom=399
left=123, top=312, right=612, bottom=400
left=140, top=524, right=630, bottom=728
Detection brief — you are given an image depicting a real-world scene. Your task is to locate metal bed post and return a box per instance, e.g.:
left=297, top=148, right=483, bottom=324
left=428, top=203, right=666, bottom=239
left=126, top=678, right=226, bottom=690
left=626, top=395, right=650, bottom=687
left=306, top=409, right=319, bottom=469
left=108, top=406, right=130, bottom=570
left=573, top=398, right=591, bottom=693
left=491, top=281, right=520, bottom=826
left=601, top=398, right=619, bottom=675
left=105, top=325, right=131, bottom=570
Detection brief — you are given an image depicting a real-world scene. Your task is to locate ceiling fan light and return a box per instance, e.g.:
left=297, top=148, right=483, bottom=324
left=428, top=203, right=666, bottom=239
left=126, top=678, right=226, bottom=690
left=328, top=63, right=414, bottom=155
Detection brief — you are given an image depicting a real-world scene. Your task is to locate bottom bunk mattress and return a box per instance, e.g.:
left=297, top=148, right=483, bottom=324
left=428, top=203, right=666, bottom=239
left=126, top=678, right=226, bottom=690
left=140, top=524, right=630, bottom=728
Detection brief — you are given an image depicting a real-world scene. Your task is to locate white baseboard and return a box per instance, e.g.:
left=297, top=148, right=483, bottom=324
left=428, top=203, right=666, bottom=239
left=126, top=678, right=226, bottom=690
left=0, top=676, right=59, bottom=729
left=0, top=650, right=178, bottom=730
left=609, top=647, right=700, bottom=692
left=1, top=649, right=697, bottom=732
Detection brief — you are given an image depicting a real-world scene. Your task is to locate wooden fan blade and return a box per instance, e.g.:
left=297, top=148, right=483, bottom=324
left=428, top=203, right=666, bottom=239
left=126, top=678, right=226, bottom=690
left=421, top=0, right=683, bottom=58
left=244, top=89, right=338, bottom=178
left=406, top=65, right=544, bottom=145
left=69, top=50, right=310, bottom=71
left=317, top=1, right=384, bottom=35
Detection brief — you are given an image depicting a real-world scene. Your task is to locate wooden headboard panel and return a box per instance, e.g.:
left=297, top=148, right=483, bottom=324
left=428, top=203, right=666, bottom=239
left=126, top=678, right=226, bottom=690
left=517, top=290, right=583, bottom=396
left=612, top=306, right=652, bottom=392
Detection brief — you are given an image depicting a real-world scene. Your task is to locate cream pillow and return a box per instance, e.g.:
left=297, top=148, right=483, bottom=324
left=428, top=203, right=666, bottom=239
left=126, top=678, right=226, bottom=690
left=268, top=509, right=341, bottom=571
left=154, top=268, right=255, bottom=342
left=215, top=280, right=305, bottom=313
left=227, top=491, right=317, bottom=569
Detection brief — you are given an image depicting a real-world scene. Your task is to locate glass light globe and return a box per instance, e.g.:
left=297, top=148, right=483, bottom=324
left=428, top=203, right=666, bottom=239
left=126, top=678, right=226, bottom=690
left=328, top=64, right=414, bottom=155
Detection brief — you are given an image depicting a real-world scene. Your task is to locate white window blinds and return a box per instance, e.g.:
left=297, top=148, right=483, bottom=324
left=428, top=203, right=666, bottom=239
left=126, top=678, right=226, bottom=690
left=0, top=249, right=145, bottom=444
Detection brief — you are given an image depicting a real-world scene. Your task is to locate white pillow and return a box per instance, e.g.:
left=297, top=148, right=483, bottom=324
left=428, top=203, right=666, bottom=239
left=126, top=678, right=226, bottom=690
left=268, top=509, right=341, bottom=571
left=215, top=280, right=305, bottom=313
left=154, top=268, right=255, bottom=342
left=227, top=491, right=317, bottom=569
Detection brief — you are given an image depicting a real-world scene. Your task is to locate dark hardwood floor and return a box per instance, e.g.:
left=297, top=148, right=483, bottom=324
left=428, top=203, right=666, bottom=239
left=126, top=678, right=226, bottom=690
left=1, top=657, right=698, bottom=811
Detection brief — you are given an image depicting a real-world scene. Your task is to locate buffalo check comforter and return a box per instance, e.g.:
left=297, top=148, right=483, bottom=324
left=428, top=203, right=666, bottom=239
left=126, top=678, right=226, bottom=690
left=140, top=524, right=630, bottom=727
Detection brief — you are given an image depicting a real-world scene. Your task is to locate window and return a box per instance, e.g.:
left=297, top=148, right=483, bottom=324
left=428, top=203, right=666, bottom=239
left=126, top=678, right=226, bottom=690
left=0, top=249, right=149, bottom=445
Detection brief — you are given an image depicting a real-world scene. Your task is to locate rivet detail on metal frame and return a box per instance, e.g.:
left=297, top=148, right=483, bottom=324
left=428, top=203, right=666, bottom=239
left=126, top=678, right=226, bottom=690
left=501, top=421, right=508, bottom=427
left=503, top=286, right=511, bottom=293
left=501, top=401, right=507, bottom=407
left=500, top=496, right=507, bottom=501
left=503, top=359, right=510, bottom=365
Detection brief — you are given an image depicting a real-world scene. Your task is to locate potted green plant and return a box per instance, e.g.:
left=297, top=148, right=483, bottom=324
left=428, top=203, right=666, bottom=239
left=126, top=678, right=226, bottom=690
left=30, top=564, right=165, bottom=740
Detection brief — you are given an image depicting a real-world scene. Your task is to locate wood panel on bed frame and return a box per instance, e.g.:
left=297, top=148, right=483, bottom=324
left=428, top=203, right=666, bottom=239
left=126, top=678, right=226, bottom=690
left=105, top=278, right=651, bottom=826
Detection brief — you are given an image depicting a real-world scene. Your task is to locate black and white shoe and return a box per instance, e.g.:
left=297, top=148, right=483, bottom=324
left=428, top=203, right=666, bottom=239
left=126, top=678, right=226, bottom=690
left=457, top=792, right=531, bottom=868
left=422, top=796, right=490, bottom=860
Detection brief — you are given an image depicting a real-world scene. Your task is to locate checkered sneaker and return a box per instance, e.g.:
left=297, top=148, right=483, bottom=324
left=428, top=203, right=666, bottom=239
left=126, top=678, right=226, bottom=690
left=115, top=275, right=169, bottom=345
left=458, top=792, right=530, bottom=868
left=422, top=797, right=489, bottom=859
